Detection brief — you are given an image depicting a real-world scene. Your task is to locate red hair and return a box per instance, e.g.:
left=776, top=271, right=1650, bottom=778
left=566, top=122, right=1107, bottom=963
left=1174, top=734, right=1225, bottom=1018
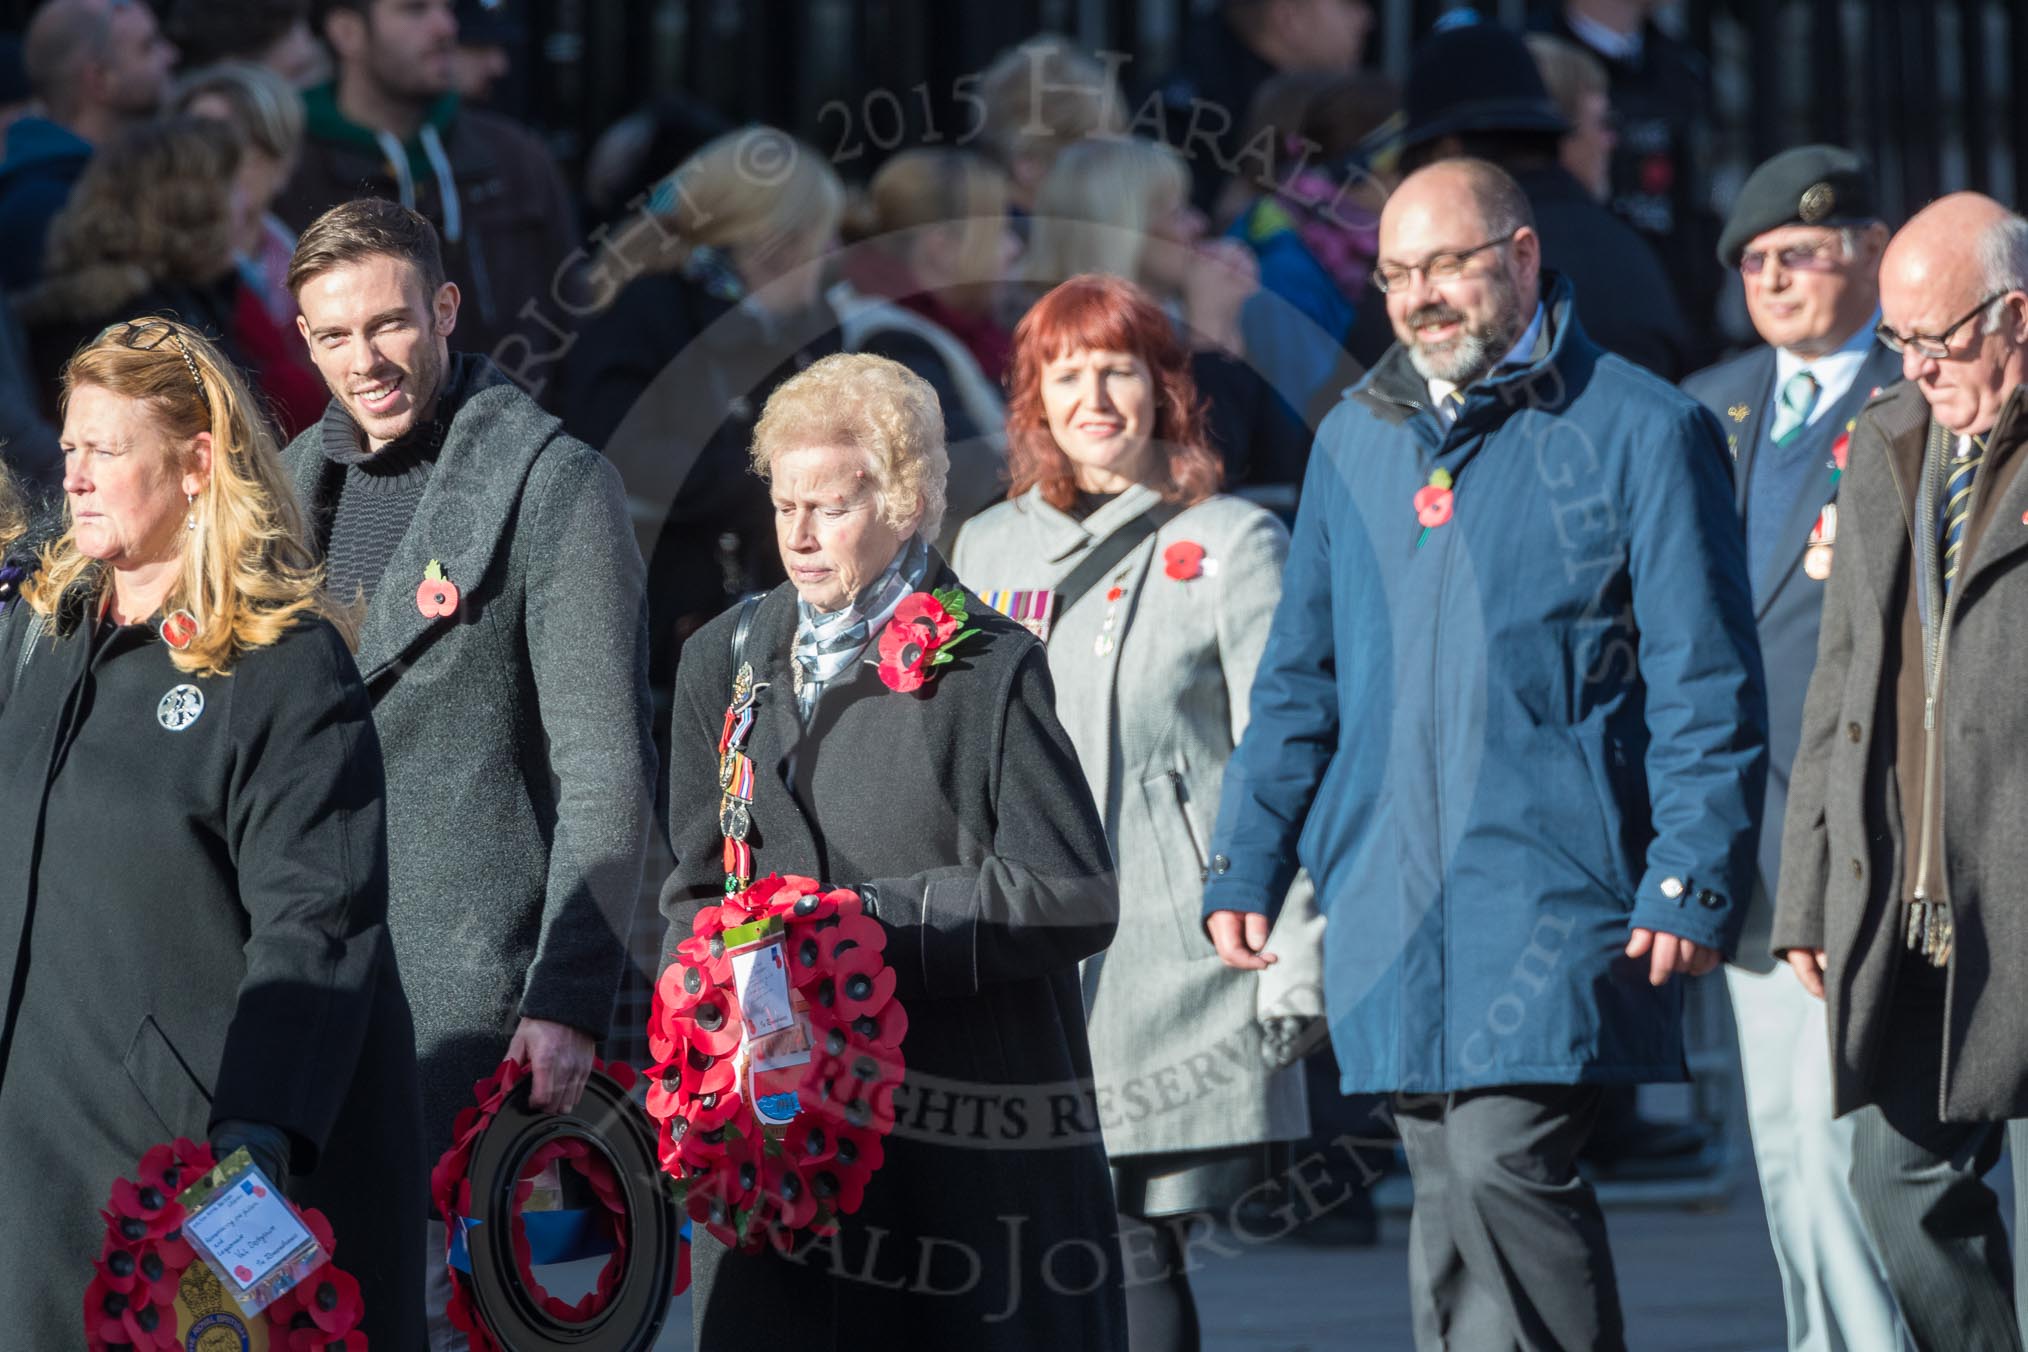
left=1005, top=274, right=1220, bottom=512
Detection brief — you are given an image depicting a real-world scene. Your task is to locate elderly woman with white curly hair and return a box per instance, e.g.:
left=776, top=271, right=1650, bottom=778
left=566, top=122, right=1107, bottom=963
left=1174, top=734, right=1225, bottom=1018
left=658, top=351, right=1127, bottom=1349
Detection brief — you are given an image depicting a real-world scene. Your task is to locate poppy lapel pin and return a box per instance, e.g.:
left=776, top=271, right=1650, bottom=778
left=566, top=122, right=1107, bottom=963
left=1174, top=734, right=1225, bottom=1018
left=158, top=608, right=197, bottom=650
left=1163, top=540, right=1206, bottom=581
left=1414, top=467, right=1455, bottom=546
left=417, top=559, right=460, bottom=619
left=876, top=588, right=980, bottom=693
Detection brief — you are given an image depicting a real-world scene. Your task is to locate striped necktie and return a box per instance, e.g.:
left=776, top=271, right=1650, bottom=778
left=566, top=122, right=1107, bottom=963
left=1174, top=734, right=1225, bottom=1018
left=1769, top=370, right=1820, bottom=446
left=1942, top=437, right=1984, bottom=598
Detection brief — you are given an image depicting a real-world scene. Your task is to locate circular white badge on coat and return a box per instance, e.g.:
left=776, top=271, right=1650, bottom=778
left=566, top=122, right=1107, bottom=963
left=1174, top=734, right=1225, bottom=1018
left=157, top=684, right=204, bottom=731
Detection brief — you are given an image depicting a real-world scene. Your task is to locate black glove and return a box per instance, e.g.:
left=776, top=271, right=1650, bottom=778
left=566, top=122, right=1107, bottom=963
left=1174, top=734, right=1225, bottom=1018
left=208, top=1119, right=291, bottom=1192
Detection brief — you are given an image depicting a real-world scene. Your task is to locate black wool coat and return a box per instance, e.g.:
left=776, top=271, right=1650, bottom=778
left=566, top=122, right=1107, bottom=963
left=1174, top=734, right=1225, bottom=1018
left=0, top=606, right=425, bottom=1348
left=660, top=570, right=1127, bottom=1351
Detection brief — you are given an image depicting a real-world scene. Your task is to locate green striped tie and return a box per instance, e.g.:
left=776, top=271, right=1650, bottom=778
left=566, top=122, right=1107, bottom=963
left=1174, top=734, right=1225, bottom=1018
left=1770, top=370, right=1820, bottom=446
left=1943, top=441, right=1983, bottom=598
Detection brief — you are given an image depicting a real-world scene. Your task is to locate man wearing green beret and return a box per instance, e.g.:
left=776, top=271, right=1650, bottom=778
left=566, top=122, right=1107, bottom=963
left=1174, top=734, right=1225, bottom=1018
left=1683, top=144, right=1910, bottom=1352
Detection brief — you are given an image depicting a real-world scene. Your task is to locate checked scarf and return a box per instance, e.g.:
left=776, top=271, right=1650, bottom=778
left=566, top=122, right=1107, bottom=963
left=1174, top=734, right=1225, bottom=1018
left=791, top=535, right=929, bottom=721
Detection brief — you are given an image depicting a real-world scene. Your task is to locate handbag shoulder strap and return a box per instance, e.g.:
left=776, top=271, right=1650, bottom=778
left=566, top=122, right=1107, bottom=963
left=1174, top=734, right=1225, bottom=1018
left=729, top=591, right=765, bottom=668
left=1048, top=504, right=1179, bottom=633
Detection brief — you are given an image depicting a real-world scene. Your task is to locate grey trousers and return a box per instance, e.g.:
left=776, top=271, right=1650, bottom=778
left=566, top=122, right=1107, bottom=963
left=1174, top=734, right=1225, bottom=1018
left=1394, top=1086, right=1625, bottom=1352
left=1847, top=962, right=2028, bottom=1352
left=1726, top=963, right=1911, bottom=1351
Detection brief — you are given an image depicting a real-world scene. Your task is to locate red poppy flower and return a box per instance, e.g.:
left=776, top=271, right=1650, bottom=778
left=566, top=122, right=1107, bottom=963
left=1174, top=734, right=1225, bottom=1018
left=109, top=1179, right=184, bottom=1242
left=302, top=1267, right=364, bottom=1336
left=854, top=997, right=909, bottom=1051
left=299, top=1207, right=337, bottom=1260
left=1831, top=430, right=1851, bottom=471
left=831, top=944, right=897, bottom=1023
left=891, top=593, right=960, bottom=648
left=417, top=560, right=459, bottom=619
left=287, top=1328, right=365, bottom=1352
left=1414, top=484, right=1454, bottom=528
left=1163, top=540, right=1205, bottom=580
left=812, top=912, right=886, bottom=971
left=875, top=623, right=934, bottom=692
left=681, top=1083, right=745, bottom=1133
left=784, top=1115, right=838, bottom=1166
left=759, top=1154, right=818, bottom=1230
left=93, top=1240, right=148, bottom=1298
left=135, top=1145, right=192, bottom=1199
left=97, top=1286, right=176, bottom=1350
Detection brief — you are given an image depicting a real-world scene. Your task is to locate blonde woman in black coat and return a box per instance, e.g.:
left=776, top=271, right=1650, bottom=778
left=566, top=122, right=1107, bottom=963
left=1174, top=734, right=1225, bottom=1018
left=0, top=320, right=423, bottom=1346
left=661, top=353, right=1125, bottom=1350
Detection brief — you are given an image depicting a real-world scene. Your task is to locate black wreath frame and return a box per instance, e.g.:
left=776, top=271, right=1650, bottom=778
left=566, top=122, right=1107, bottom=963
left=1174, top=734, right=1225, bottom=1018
left=459, top=1071, right=680, bottom=1350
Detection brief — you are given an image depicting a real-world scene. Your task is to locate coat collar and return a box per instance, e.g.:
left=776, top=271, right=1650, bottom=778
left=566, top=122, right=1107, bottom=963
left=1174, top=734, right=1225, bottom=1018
left=1017, top=482, right=1166, bottom=563
left=1352, top=272, right=1592, bottom=429
left=285, top=354, right=560, bottom=683
left=733, top=556, right=963, bottom=868
left=1958, top=383, right=2028, bottom=598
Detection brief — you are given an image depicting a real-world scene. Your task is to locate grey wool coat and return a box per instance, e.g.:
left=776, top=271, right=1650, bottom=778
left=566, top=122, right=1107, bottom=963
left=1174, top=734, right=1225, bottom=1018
left=284, top=355, right=656, bottom=1156
left=953, top=485, right=1321, bottom=1161
left=661, top=564, right=1126, bottom=1351
left=1772, top=381, right=2028, bottom=1122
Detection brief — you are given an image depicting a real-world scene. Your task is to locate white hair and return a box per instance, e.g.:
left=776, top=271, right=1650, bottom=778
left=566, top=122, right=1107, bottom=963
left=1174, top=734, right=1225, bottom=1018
left=1977, top=212, right=2028, bottom=334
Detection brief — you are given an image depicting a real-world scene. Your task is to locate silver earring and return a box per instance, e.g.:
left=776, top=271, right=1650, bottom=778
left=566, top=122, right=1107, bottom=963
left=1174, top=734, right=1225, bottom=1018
left=185, top=493, right=197, bottom=532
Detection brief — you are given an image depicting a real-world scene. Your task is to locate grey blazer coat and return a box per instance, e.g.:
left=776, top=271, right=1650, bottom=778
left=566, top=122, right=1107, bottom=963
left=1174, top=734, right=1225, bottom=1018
left=284, top=356, right=656, bottom=1153
left=954, top=485, right=1319, bottom=1159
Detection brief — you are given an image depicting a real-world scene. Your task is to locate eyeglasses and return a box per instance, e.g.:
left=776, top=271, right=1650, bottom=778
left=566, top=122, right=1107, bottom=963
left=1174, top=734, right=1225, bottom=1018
left=107, top=317, right=207, bottom=401
left=1874, top=293, right=2006, bottom=359
left=1372, top=231, right=1520, bottom=294
left=1738, top=237, right=1847, bottom=276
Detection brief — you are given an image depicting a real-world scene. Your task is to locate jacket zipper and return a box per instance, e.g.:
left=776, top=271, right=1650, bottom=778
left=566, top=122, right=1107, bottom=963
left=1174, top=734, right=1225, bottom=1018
left=1167, top=770, right=1210, bottom=883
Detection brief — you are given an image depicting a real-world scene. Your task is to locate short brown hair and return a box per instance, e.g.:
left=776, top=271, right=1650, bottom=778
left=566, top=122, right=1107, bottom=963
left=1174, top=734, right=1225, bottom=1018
left=287, top=197, right=448, bottom=298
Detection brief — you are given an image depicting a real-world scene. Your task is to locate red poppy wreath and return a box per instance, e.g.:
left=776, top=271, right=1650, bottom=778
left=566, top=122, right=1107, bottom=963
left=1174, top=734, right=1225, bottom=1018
left=647, top=873, right=909, bottom=1252
left=84, top=1138, right=366, bottom=1351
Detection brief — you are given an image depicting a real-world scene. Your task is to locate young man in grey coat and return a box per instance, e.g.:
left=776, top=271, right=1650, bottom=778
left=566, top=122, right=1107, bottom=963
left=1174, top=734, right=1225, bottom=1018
left=283, top=198, right=655, bottom=1348
left=1774, top=193, right=2028, bottom=1350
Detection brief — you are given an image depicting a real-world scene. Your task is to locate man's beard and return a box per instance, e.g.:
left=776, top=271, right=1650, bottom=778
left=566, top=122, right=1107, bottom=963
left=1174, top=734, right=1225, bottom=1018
left=1403, top=274, right=1527, bottom=386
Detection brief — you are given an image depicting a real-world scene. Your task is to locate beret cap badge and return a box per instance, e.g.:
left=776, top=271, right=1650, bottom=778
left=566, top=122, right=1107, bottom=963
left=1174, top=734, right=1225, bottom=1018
left=1799, top=182, right=1836, bottom=224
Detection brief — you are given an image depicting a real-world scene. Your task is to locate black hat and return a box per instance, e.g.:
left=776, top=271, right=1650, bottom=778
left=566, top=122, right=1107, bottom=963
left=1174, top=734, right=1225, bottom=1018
left=456, top=0, right=523, bottom=48
left=1717, top=144, right=1879, bottom=266
left=1394, top=16, right=1569, bottom=153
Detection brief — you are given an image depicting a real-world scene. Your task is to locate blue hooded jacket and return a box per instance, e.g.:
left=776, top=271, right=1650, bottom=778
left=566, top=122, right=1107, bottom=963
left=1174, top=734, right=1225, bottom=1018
left=1202, top=276, right=1767, bottom=1093
left=0, top=117, right=91, bottom=291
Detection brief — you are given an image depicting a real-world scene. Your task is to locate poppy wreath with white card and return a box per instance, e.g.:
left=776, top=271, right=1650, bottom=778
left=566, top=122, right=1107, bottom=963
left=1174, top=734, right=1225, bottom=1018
left=647, top=873, right=908, bottom=1252
left=84, top=1137, right=367, bottom=1351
